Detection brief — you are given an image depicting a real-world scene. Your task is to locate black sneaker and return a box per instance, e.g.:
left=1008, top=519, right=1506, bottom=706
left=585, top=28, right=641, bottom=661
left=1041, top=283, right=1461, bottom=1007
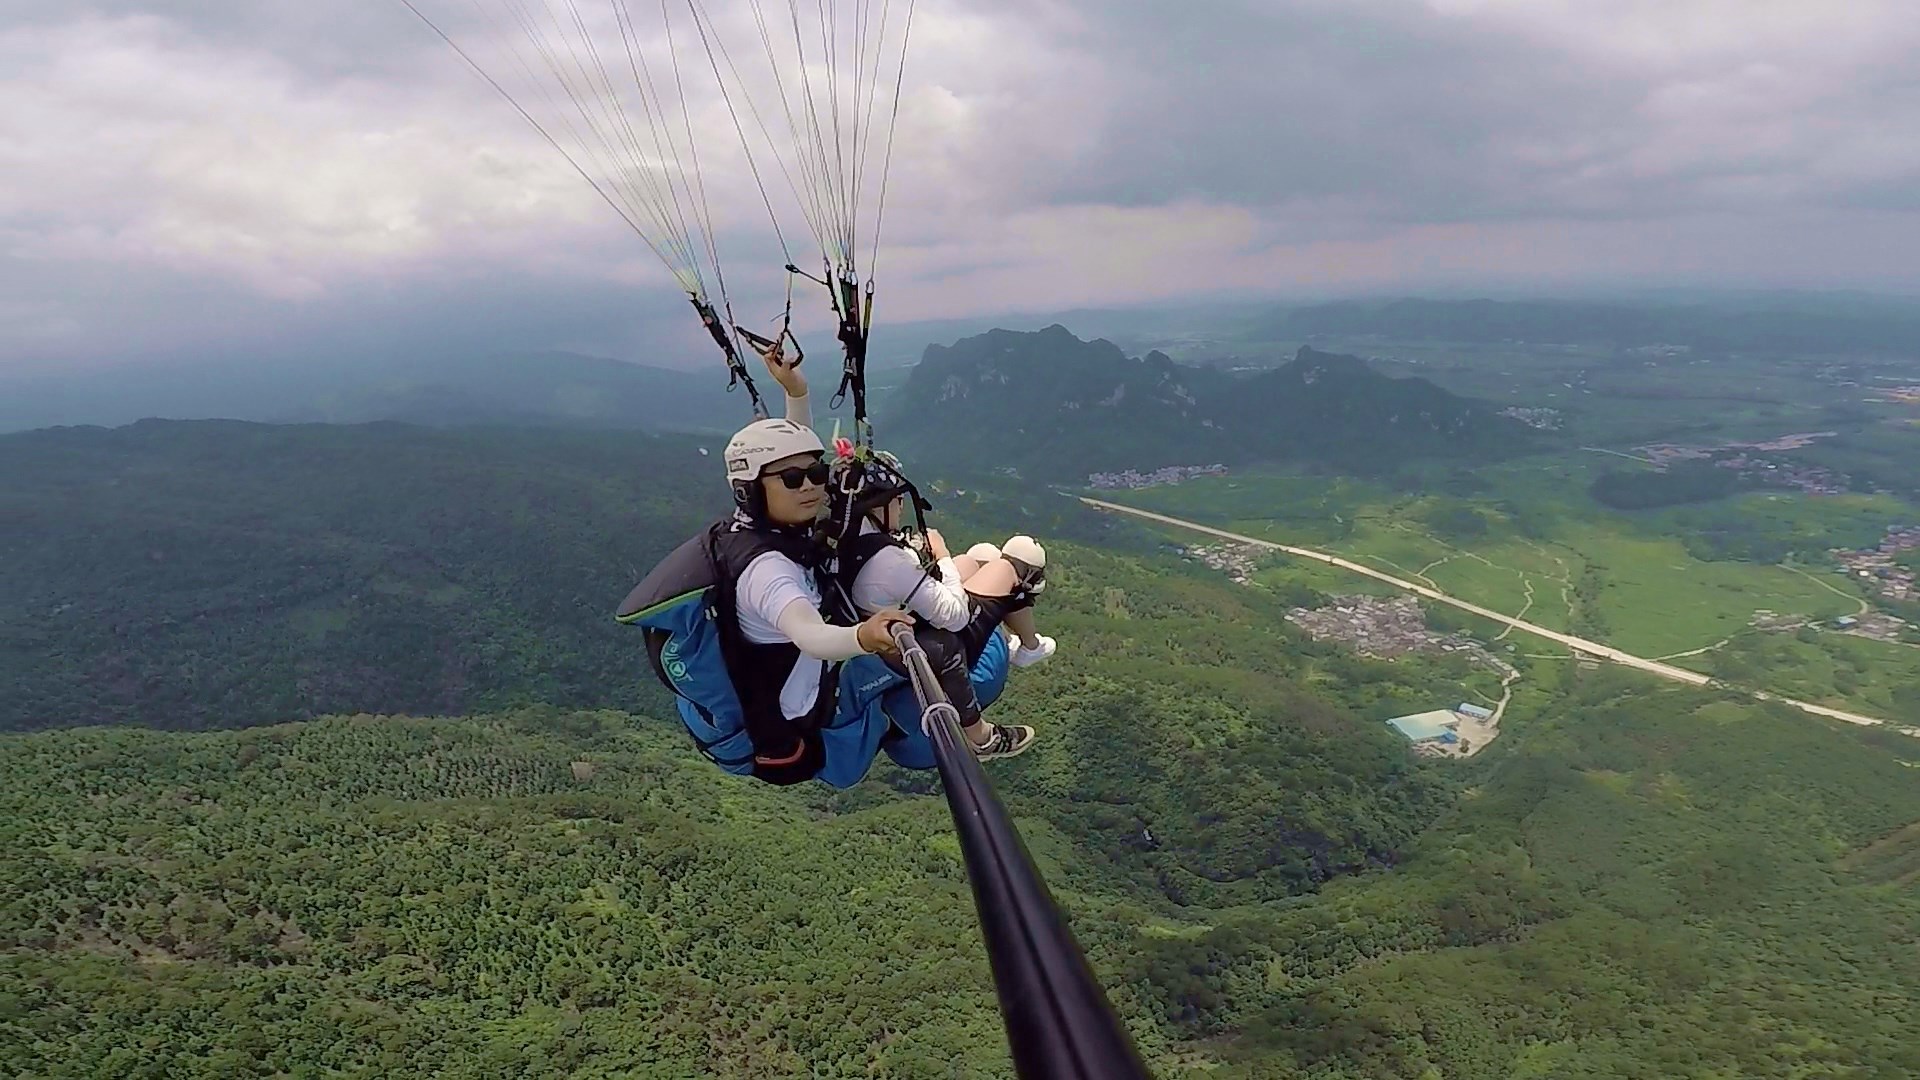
left=972, top=724, right=1036, bottom=761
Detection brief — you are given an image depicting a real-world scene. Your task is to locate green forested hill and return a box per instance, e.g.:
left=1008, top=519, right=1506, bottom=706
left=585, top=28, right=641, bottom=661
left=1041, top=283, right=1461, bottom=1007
left=4, top=676, right=1916, bottom=1077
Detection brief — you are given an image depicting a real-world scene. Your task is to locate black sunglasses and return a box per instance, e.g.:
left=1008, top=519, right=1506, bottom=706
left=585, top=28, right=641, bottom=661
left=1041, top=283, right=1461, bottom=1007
left=766, top=462, right=830, bottom=490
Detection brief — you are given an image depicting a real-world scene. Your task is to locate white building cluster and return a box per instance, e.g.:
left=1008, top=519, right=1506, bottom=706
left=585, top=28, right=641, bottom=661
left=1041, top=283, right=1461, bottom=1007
left=1087, top=464, right=1227, bottom=490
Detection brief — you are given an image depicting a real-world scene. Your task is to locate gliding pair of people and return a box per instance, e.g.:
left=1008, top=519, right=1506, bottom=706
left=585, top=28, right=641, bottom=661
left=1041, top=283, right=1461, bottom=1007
left=735, top=348, right=1054, bottom=772
left=618, top=346, right=1057, bottom=788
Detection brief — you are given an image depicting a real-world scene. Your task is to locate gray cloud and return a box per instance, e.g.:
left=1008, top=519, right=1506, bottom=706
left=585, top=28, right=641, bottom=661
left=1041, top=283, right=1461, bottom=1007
left=986, top=0, right=1920, bottom=229
left=0, top=1, right=431, bottom=75
left=3, top=0, right=1919, bottom=377
left=1004, top=0, right=1623, bottom=215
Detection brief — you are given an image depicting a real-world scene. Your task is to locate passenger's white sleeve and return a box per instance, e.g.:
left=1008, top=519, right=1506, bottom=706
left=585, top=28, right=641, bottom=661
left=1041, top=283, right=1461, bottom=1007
left=852, top=546, right=971, bottom=632
left=783, top=389, right=812, bottom=430
left=774, top=598, right=868, bottom=660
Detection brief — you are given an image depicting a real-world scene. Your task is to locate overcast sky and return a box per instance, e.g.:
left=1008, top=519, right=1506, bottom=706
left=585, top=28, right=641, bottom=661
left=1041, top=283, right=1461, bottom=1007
left=4, top=0, right=1919, bottom=375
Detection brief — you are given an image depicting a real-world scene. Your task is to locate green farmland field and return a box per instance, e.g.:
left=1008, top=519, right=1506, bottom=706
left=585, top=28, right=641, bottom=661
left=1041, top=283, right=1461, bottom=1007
left=1097, top=458, right=1916, bottom=721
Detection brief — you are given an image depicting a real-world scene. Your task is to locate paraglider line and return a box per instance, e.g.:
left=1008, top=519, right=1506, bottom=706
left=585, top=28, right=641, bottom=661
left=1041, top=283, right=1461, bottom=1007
left=395, top=0, right=684, bottom=283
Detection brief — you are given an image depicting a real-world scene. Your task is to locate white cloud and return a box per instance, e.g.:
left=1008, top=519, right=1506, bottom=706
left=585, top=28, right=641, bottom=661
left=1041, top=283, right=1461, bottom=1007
left=0, top=14, right=620, bottom=300
left=1420, top=0, right=1920, bottom=214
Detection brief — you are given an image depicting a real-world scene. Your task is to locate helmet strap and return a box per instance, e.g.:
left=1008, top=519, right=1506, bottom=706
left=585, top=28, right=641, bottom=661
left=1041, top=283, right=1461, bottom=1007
left=732, top=478, right=770, bottom=522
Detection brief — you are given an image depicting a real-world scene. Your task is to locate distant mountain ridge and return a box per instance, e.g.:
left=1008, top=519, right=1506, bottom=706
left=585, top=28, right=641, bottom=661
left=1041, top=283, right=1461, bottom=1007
left=267, top=351, right=760, bottom=432
left=882, top=325, right=1530, bottom=478
left=1267, top=296, right=1920, bottom=353
left=0, top=350, right=834, bottom=436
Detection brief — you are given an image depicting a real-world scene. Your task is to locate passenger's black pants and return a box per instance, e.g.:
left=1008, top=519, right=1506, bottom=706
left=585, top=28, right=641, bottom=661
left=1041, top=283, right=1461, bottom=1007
left=956, top=590, right=1033, bottom=665
left=885, top=625, right=983, bottom=728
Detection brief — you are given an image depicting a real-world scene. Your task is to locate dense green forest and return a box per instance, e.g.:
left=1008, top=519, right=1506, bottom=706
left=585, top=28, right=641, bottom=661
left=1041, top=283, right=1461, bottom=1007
left=1589, top=461, right=1747, bottom=510
left=5, top=675, right=1917, bottom=1077
left=2, top=420, right=715, bottom=731
left=3, top=418, right=1482, bottom=895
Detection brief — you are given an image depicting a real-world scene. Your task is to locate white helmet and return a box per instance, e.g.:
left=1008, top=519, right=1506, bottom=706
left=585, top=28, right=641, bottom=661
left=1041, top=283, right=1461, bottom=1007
left=1002, top=535, right=1046, bottom=569
left=724, top=418, right=823, bottom=487
left=1002, top=534, right=1047, bottom=592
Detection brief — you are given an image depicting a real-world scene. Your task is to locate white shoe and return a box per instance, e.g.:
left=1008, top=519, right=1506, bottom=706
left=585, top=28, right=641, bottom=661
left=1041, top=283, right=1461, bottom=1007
left=1012, top=636, right=1056, bottom=667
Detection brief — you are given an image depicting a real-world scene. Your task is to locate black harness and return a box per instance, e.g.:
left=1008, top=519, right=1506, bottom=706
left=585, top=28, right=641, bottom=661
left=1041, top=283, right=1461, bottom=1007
left=664, top=517, right=840, bottom=765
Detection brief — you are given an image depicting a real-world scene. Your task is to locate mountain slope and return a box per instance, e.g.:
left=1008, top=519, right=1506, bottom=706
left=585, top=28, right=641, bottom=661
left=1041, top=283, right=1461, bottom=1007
left=1220, top=347, right=1513, bottom=469
left=3, top=419, right=1455, bottom=763
left=883, top=325, right=1531, bottom=478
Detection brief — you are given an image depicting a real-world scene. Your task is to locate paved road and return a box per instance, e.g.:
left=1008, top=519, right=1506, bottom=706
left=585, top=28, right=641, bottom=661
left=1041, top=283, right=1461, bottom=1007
left=1082, top=496, right=1902, bottom=732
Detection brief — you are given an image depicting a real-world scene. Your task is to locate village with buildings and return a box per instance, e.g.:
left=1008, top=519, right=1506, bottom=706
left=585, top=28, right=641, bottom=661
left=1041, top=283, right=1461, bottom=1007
left=1832, top=524, right=1920, bottom=606
left=1750, top=604, right=1911, bottom=644
left=1716, top=454, right=1851, bottom=496
left=1748, top=609, right=1811, bottom=632
left=1636, top=431, right=1839, bottom=463
left=1289, top=594, right=1463, bottom=659
left=1832, top=611, right=1912, bottom=643
left=1088, top=463, right=1229, bottom=490
left=1174, top=505, right=1920, bottom=765
left=1181, top=542, right=1516, bottom=757
left=1283, top=594, right=1516, bottom=675
left=1499, top=405, right=1564, bottom=430
left=1282, top=594, right=1515, bottom=758
left=1627, top=431, right=1854, bottom=495
left=1185, top=541, right=1266, bottom=584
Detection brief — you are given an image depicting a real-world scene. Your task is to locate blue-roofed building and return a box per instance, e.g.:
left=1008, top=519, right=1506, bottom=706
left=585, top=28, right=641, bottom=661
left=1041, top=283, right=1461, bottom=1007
left=1386, top=710, right=1461, bottom=743
left=1456, top=702, right=1494, bottom=721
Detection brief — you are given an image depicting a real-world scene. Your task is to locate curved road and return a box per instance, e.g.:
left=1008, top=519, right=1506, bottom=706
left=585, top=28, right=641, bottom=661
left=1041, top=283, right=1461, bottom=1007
left=1081, top=497, right=1902, bottom=732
